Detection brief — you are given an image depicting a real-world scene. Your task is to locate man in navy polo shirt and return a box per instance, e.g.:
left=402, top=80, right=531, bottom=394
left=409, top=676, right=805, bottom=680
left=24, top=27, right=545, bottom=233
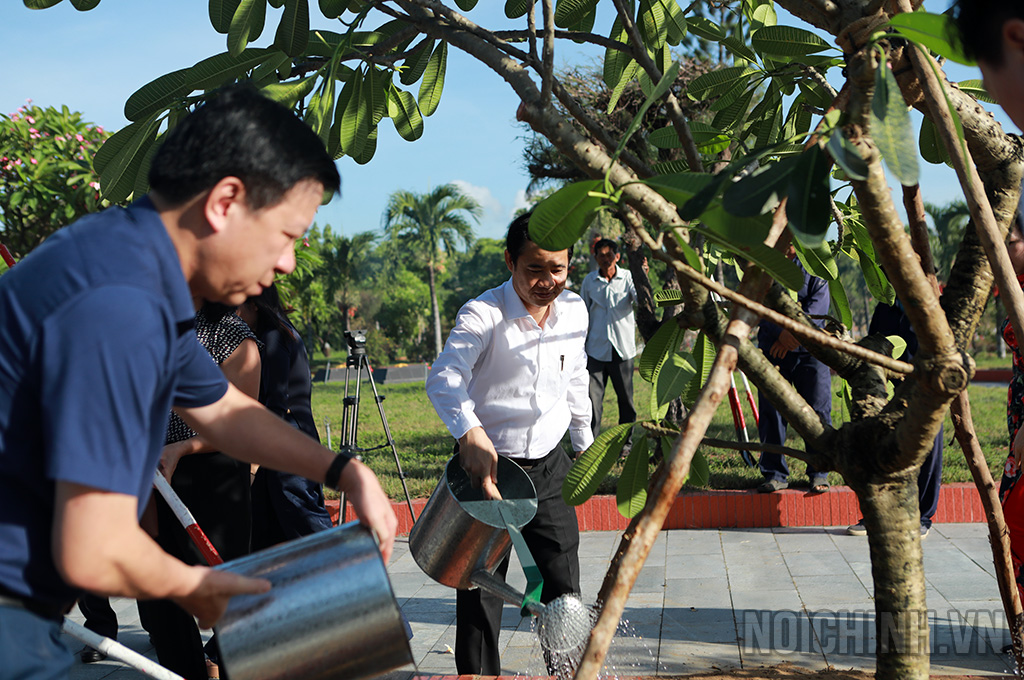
left=0, top=85, right=397, bottom=678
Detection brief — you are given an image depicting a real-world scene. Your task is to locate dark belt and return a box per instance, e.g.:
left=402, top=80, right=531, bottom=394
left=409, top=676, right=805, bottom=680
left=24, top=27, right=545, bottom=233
left=0, top=586, right=70, bottom=622
left=507, top=446, right=560, bottom=470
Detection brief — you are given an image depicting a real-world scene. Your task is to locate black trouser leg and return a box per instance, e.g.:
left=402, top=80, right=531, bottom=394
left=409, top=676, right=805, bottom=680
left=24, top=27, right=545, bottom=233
left=607, top=354, right=636, bottom=425
left=454, top=446, right=581, bottom=675
left=78, top=594, right=118, bottom=641
left=587, top=357, right=608, bottom=439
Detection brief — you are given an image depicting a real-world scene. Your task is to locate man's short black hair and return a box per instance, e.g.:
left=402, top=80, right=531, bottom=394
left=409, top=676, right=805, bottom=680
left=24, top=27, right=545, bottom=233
left=594, top=238, right=618, bottom=255
left=505, top=211, right=574, bottom=264
left=951, top=0, right=1024, bottom=66
left=149, top=84, right=341, bottom=210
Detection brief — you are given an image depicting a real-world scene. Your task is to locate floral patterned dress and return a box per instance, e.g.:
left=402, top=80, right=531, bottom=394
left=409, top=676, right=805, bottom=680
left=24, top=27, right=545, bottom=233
left=999, top=274, right=1024, bottom=601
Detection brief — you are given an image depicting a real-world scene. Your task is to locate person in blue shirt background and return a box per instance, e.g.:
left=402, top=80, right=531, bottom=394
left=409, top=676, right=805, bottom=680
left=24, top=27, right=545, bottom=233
left=756, top=246, right=833, bottom=494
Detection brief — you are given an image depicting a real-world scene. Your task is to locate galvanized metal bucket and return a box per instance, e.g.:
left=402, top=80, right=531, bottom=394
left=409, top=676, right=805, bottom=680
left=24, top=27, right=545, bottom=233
left=409, top=454, right=537, bottom=590
left=214, top=521, right=412, bottom=680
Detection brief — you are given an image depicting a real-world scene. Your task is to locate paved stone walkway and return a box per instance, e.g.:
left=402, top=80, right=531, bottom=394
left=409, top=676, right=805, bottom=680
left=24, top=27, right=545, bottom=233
left=65, top=523, right=1013, bottom=678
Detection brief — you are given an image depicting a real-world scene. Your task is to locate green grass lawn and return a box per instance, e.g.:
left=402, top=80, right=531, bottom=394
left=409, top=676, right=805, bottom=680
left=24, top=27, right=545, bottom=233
left=311, top=371, right=1013, bottom=502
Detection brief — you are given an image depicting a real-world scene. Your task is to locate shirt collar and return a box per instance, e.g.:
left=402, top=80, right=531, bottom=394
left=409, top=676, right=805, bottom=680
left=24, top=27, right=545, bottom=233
left=129, top=196, right=196, bottom=327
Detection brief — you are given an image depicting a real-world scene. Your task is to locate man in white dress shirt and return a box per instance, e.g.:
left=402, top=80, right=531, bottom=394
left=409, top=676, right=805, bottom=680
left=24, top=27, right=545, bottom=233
left=579, top=238, right=638, bottom=439
left=426, top=212, right=593, bottom=675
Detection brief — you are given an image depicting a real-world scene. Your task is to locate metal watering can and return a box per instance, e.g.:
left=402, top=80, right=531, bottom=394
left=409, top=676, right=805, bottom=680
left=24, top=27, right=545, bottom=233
left=214, top=521, right=412, bottom=680
left=409, top=454, right=545, bottom=614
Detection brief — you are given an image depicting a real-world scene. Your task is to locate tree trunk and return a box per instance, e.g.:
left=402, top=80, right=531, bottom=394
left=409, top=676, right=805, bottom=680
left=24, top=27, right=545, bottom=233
left=858, top=473, right=930, bottom=680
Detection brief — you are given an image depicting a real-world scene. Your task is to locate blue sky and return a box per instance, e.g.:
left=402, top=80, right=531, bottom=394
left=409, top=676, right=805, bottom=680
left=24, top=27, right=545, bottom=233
left=1, top=1, right=1013, bottom=242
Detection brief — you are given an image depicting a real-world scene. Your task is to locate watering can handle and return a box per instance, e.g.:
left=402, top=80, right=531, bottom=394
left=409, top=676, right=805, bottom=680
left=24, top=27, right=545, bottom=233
left=497, top=504, right=544, bottom=616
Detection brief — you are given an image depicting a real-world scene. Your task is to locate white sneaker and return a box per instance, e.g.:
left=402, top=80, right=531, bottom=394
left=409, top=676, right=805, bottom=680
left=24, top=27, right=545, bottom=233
left=847, top=520, right=867, bottom=536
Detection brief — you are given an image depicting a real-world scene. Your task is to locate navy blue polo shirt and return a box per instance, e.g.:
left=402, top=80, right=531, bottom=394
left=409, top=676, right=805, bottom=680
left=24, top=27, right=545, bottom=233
left=0, top=197, right=228, bottom=608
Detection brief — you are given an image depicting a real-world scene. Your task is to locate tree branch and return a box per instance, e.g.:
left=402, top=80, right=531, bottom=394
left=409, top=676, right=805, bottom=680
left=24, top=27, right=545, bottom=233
left=540, top=0, right=555, bottom=107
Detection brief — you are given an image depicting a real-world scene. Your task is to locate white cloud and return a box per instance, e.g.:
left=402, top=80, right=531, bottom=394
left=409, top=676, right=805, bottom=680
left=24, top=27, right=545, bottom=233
left=450, top=180, right=509, bottom=240
left=511, top=189, right=532, bottom=217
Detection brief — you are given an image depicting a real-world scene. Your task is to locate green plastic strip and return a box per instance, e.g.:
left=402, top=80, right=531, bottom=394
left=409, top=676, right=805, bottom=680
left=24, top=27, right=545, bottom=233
left=498, top=503, right=544, bottom=616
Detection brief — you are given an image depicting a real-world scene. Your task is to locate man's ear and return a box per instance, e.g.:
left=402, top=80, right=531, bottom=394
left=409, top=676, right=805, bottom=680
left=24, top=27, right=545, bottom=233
left=203, top=177, right=246, bottom=234
left=1005, top=18, right=1024, bottom=61
left=505, top=249, right=514, bottom=273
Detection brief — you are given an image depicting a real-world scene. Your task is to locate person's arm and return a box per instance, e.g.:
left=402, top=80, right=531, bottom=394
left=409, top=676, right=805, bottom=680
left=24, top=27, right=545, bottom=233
left=567, top=302, right=595, bottom=455
left=52, top=482, right=269, bottom=627
left=175, top=386, right=397, bottom=561
left=425, top=302, right=500, bottom=498
left=160, top=338, right=262, bottom=480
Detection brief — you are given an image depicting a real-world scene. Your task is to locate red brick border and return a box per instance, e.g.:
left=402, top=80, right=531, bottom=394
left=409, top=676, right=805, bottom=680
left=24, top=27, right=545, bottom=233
left=325, top=482, right=986, bottom=535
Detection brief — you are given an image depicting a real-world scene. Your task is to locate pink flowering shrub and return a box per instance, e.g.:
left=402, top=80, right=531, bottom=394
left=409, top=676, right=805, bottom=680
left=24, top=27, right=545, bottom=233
left=0, top=101, right=111, bottom=259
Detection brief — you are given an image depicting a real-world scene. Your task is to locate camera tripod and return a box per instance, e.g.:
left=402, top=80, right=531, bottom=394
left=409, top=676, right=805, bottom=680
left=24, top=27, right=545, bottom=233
left=337, top=331, right=417, bottom=523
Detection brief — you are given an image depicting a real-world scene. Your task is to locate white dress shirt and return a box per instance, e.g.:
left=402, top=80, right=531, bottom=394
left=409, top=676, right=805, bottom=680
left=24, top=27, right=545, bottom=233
left=579, top=265, right=638, bottom=361
left=426, top=279, right=594, bottom=459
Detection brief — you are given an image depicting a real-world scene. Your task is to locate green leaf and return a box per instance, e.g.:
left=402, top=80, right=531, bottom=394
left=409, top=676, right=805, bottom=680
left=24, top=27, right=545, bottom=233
left=794, top=240, right=838, bottom=280
left=554, top=0, right=599, bottom=29
left=870, top=64, right=919, bottom=187
left=124, top=68, right=190, bottom=122
left=750, top=3, right=777, bottom=32
left=505, top=0, right=528, bottom=17
left=228, top=0, right=266, bottom=56
left=722, top=36, right=758, bottom=64
left=683, top=332, right=715, bottom=406
left=305, top=76, right=336, bottom=144
left=616, top=436, right=650, bottom=518
left=274, top=0, right=309, bottom=57
left=338, top=69, right=368, bottom=157
left=918, top=116, right=950, bottom=165
left=687, top=448, right=710, bottom=487
left=751, top=25, right=831, bottom=56
left=454, top=0, right=478, bottom=9
left=563, top=423, right=633, bottom=505
left=722, top=154, right=800, bottom=218
left=607, top=60, right=641, bottom=112
left=857, top=247, right=896, bottom=305
left=210, top=0, right=241, bottom=34
left=828, top=276, right=852, bottom=328
left=656, top=0, right=686, bottom=45
left=654, top=289, right=683, bottom=307
left=352, top=128, right=377, bottom=165
left=388, top=88, right=424, bottom=141
left=319, top=0, right=347, bottom=19
left=638, top=0, right=667, bottom=50
left=887, top=11, right=975, bottom=66
left=99, top=116, right=161, bottom=204
left=688, top=66, right=759, bottom=101
left=797, top=78, right=835, bottom=110
left=70, top=0, right=100, bottom=9
left=261, top=75, right=317, bottom=108
left=639, top=316, right=685, bottom=382
left=400, top=38, right=435, bottom=86
left=603, top=18, right=630, bottom=88
left=686, top=15, right=725, bottom=41
left=132, top=131, right=162, bottom=200
left=886, top=335, right=908, bottom=359
left=24, top=0, right=65, bottom=7
left=825, top=129, right=869, bottom=180
left=957, top=79, right=996, bottom=104
left=693, top=221, right=804, bottom=290
left=711, top=82, right=757, bottom=131
left=418, top=41, right=447, bottom=117
left=187, top=47, right=278, bottom=90
left=652, top=352, right=697, bottom=419
left=648, top=121, right=729, bottom=152
left=529, top=180, right=603, bottom=251
left=786, top=144, right=833, bottom=247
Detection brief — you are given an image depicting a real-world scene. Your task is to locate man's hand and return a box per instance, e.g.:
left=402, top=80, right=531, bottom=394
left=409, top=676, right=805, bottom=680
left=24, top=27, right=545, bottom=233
left=769, top=329, right=801, bottom=359
left=459, top=427, right=503, bottom=500
left=338, top=459, right=399, bottom=563
left=172, top=567, right=271, bottom=629
left=157, top=441, right=188, bottom=481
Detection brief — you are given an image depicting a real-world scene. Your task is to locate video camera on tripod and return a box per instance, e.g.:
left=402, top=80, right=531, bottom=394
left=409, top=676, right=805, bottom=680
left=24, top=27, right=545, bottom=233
left=337, top=329, right=415, bottom=521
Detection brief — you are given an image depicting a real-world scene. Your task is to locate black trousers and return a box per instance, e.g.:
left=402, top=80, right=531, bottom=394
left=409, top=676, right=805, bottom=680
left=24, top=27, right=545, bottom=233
left=78, top=594, right=117, bottom=640
left=454, top=445, right=581, bottom=675
left=587, top=351, right=636, bottom=438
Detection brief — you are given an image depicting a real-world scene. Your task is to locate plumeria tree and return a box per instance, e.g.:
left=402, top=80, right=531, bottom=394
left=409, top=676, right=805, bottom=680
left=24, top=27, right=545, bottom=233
left=24, top=1, right=1024, bottom=678
left=0, top=101, right=110, bottom=258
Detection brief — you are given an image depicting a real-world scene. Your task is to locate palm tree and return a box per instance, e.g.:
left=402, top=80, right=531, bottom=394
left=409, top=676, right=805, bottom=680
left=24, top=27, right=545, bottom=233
left=322, top=230, right=376, bottom=332
left=923, top=199, right=970, bottom=283
left=382, top=184, right=481, bottom=358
